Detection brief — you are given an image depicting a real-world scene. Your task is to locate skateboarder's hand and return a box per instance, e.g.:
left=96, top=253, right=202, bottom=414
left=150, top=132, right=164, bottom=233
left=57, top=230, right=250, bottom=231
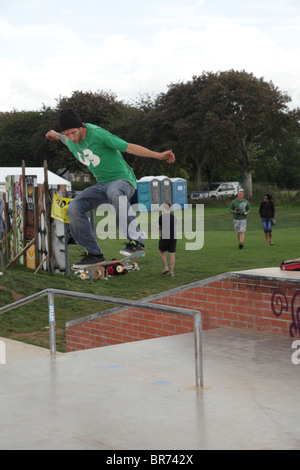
left=45, top=130, right=60, bottom=141
left=46, top=130, right=67, bottom=144
left=159, top=150, right=175, bottom=164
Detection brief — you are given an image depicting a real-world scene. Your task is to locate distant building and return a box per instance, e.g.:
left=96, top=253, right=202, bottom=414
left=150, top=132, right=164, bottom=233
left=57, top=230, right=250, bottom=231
left=57, top=168, right=92, bottom=185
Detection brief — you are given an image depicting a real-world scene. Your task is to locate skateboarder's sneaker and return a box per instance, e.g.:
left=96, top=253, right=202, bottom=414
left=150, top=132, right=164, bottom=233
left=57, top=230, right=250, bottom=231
left=120, top=241, right=145, bottom=257
left=72, top=252, right=105, bottom=269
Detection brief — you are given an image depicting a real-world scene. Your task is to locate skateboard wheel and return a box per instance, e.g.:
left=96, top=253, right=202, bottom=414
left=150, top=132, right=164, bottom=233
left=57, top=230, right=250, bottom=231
left=80, top=272, right=88, bottom=280
left=116, top=265, right=124, bottom=274
left=132, top=262, right=138, bottom=270
left=94, top=269, right=104, bottom=279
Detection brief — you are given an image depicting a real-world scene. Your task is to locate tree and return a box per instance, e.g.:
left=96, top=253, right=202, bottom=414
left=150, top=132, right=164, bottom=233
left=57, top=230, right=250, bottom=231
left=122, top=93, right=183, bottom=179
left=150, top=71, right=300, bottom=195
left=153, top=78, right=210, bottom=188
left=253, top=138, right=300, bottom=188
left=204, top=70, right=300, bottom=196
left=0, top=110, right=45, bottom=167
left=0, top=77, right=299, bottom=195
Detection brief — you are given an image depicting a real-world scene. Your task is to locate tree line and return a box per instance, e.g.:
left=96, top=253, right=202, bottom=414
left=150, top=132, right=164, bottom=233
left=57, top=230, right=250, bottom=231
left=1, top=70, right=300, bottom=196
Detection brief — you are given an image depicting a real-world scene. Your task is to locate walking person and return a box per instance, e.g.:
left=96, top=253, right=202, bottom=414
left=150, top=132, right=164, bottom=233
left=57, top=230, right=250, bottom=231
left=259, top=194, right=275, bottom=245
left=158, top=202, right=177, bottom=277
left=229, top=189, right=250, bottom=249
left=46, top=108, right=175, bottom=269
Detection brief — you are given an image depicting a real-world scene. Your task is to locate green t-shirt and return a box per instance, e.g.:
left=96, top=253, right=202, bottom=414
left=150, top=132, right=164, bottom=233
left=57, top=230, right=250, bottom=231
left=66, top=123, right=137, bottom=189
left=229, top=198, right=251, bottom=220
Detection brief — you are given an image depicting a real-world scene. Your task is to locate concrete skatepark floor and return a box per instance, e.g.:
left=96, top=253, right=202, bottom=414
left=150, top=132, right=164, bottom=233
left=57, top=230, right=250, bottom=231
left=0, top=327, right=299, bottom=450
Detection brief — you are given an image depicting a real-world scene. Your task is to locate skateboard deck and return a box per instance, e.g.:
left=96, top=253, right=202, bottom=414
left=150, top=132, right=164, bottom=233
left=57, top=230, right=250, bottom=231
left=73, top=250, right=144, bottom=280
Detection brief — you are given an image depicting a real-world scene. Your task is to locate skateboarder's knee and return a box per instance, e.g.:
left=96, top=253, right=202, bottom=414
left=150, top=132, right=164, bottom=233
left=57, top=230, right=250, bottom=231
left=67, top=200, right=76, bottom=219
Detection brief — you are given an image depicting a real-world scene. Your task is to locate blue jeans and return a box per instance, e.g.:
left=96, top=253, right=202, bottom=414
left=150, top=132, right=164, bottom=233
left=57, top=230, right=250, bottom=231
left=67, top=180, right=143, bottom=254
left=261, top=217, right=272, bottom=233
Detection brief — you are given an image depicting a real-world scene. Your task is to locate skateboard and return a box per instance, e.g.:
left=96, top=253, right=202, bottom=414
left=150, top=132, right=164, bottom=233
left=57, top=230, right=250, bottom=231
left=73, top=251, right=145, bottom=280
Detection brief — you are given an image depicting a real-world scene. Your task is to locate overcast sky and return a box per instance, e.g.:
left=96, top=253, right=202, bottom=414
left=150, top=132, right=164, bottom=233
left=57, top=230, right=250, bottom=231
left=1, top=0, right=300, bottom=112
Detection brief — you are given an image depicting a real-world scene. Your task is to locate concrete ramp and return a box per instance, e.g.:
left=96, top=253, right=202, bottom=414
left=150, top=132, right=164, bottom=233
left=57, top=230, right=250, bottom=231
left=0, top=328, right=299, bottom=450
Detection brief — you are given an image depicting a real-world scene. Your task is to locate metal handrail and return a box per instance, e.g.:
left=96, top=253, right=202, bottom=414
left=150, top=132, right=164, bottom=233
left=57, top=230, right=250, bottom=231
left=0, top=288, right=204, bottom=388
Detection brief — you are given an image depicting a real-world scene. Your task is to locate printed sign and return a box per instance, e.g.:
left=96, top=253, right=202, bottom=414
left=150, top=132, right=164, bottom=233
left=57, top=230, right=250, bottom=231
left=51, top=193, right=73, bottom=223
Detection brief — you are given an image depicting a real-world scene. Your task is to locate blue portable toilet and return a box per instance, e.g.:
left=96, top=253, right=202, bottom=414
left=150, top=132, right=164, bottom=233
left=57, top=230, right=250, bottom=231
left=171, top=178, right=187, bottom=208
left=137, top=176, right=161, bottom=211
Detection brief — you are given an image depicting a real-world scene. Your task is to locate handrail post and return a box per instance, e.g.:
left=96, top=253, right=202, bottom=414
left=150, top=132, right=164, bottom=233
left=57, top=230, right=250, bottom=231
left=48, top=291, right=56, bottom=355
left=194, top=312, right=203, bottom=388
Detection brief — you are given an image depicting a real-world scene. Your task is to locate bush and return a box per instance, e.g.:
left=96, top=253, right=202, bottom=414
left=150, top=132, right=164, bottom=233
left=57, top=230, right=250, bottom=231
left=250, top=183, right=300, bottom=205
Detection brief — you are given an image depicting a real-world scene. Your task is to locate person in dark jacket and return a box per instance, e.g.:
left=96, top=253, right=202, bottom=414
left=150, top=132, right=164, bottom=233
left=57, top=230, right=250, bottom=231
left=259, top=194, right=275, bottom=245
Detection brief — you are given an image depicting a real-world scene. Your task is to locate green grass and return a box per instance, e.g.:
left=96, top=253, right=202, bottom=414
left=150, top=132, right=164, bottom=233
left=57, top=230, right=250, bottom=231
left=0, top=204, right=299, bottom=351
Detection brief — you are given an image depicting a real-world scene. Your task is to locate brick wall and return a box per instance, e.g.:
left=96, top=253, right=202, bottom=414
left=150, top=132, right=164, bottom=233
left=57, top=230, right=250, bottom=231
left=66, top=273, right=300, bottom=352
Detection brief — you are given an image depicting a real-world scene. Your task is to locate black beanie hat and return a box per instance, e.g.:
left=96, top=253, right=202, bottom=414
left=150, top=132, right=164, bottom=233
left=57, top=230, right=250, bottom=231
left=58, top=108, right=83, bottom=131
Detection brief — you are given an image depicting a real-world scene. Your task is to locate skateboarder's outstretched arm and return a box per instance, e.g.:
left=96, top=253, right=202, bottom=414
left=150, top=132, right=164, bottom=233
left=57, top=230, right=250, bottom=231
left=45, top=131, right=175, bottom=165
left=126, top=143, right=175, bottom=164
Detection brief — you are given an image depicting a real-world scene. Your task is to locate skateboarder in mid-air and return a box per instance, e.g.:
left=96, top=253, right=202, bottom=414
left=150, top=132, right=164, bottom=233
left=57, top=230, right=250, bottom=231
left=46, top=108, right=175, bottom=269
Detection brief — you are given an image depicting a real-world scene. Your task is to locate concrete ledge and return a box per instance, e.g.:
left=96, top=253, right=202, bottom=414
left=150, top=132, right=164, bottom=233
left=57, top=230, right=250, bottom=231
left=230, top=267, right=300, bottom=284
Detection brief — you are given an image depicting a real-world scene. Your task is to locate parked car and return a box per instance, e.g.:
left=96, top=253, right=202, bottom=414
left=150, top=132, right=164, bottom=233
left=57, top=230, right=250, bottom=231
left=191, top=182, right=241, bottom=200
left=190, top=191, right=203, bottom=200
